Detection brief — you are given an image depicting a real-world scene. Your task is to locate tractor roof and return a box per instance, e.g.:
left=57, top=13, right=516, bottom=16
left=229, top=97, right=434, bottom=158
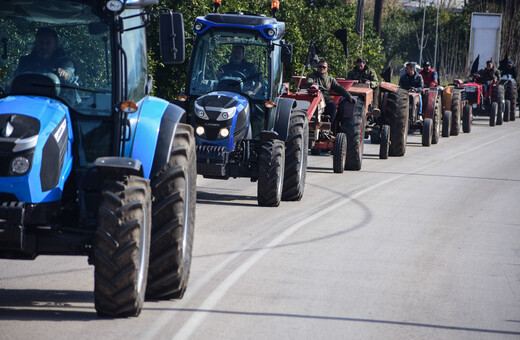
left=194, top=13, right=285, bottom=40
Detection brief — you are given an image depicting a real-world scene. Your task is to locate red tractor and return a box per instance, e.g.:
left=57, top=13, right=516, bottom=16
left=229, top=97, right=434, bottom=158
left=458, top=78, right=505, bottom=126
left=406, top=88, right=446, bottom=146
left=442, top=85, right=472, bottom=134
left=286, top=77, right=408, bottom=173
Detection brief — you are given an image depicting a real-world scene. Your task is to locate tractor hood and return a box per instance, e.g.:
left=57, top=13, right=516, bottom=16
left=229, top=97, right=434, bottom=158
left=193, top=91, right=250, bottom=151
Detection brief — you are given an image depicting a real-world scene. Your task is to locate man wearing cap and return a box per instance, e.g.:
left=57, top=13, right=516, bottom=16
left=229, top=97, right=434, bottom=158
left=399, top=62, right=424, bottom=115
left=347, top=57, right=380, bottom=89
left=419, top=61, right=438, bottom=87
left=306, top=59, right=357, bottom=125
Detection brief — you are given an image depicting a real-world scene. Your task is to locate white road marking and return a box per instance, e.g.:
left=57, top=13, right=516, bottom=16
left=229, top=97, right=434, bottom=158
left=143, top=129, right=520, bottom=340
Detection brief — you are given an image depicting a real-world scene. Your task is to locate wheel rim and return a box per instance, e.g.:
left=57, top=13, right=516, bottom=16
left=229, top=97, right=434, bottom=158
left=137, top=200, right=150, bottom=294
left=182, top=165, right=190, bottom=260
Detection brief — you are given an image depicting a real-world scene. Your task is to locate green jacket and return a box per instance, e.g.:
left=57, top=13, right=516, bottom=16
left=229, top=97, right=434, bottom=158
left=347, top=65, right=380, bottom=89
left=306, top=71, right=352, bottom=101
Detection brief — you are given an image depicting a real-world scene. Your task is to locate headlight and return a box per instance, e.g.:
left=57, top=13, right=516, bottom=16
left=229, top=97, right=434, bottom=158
left=11, top=156, right=30, bottom=175
left=264, top=28, right=276, bottom=37
left=106, top=0, right=123, bottom=12
left=194, top=103, right=209, bottom=119
left=194, top=23, right=204, bottom=31
left=219, top=128, right=229, bottom=138
left=472, top=104, right=477, bottom=109
left=216, top=107, right=237, bottom=121
left=196, top=126, right=205, bottom=136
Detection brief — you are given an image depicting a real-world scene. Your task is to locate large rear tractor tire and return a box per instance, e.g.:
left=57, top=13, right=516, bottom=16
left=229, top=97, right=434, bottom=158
left=343, top=102, right=365, bottom=171
left=492, top=84, right=505, bottom=124
left=258, top=139, right=285, bottom=207
left=489, top=102, right=497, bottom=126
left=333, top=133, right=347, bottom=173
left=442, top=110, right=452, bottom=137
left=422, top=118, right=433, bottom=146
left=505, top=80, right=517, bottom=121
left=462, top=104, right=472, bottom=133
left=379, top=125, right=390, bottom=159
left=504, top=100, right=511, bottom=123
left=94, top=176, right=152, bottom=317
left=282, top=110, right=308, bottom=201
left=496, top=103, right=504, bottom=125
left=432, top=95, right=442, bottom=144
left=385, top=89, right=409, bottom=156
left=450, top=89, right=462, bottom=135
left=146, top=124, right=196, bottom=300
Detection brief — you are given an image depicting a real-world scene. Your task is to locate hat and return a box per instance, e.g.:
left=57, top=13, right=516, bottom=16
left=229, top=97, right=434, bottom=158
left=422, top=61, right=431, bottom=67
left=356, top=57, right=366, bottom=63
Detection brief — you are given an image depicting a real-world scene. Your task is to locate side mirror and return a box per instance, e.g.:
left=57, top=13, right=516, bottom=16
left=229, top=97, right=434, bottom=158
left=160, top=12, right=185, bottom=64
left=281, top=44, right=293, bottom=64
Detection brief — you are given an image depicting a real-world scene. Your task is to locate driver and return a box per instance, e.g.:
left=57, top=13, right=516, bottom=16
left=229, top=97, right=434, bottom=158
left=14, top=27, right=75, bottom=84
left=306, top=59, right=356, bottom=126
left=217, top=45, right=262, bottom=95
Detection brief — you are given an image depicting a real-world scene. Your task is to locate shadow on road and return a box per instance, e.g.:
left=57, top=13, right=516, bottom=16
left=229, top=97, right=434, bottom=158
left=0, top=288, right=97, bottom=320
left=197, top=190, right=257, bottom=207
left=149, top=307, right=520, bottom=336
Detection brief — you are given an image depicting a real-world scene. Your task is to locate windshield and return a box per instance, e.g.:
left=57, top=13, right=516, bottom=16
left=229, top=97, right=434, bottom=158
left=0, top=7, right=112, bottom=116
left=189, top=31, right=269, bottom=100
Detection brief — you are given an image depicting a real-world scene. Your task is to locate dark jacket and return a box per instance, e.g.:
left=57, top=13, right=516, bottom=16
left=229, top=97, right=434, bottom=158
left=219, top=59, right=258, bottom=78
left=15, top=48, right=75, bottom=83
left=500, top=66, right=517, bottom=80
left=476, top=67, right=500, bottom=83
left=347, top=65, right=380, bottom=89
left=399, top=72, right=424, bottom=92
left=306, top=71, right=352, bottom=101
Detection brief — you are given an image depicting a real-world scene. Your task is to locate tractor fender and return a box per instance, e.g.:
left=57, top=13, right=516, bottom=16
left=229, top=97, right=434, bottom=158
left=273, top=97, right=295, bottom=142
left=422, top=89, right=438, bottom=120
left=124, top=96, right=186, bottom=180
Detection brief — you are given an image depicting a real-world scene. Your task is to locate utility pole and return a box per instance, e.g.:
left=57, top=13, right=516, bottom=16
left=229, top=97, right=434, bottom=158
left=419, top=2, right=426, bottom=66
left=434, top=0, right=439, bottom=69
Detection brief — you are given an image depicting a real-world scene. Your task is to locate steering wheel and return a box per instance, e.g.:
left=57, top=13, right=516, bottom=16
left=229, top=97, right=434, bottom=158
left=222, top=70, right=248, bottom=82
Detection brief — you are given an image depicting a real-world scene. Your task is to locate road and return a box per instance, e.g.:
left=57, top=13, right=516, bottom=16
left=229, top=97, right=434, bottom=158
left=1, top=114, right=520, bottom=339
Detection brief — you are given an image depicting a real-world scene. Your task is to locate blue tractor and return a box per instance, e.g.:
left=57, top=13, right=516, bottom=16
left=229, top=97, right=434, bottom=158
left=0, top=0, right=196, bottom=317
left=179, top=1, right=309, bottom=206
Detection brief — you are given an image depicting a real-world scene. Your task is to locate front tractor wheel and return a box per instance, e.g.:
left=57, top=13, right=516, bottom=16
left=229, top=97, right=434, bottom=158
left=258, top=139, right=285, bottom=207
left=282, top=110, right=309, bottom=201
left=379, top=125, right=390, bottom=159
left=146, top=123, right=196, bottom=300
left=94, top=176, right=152, bottom=317
left=333, top=132, right=347, bottom=173
left=462, top=104, right=472, bottom=133
left=422, top=118, right=433, bottom=146
left=343, top=104, right=366, bottom=171
left=489, top=102, right=497, bottom=126
left=442, top=110, right=452, bottom=137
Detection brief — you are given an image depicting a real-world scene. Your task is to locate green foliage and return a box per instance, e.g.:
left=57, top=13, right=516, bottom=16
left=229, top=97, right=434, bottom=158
left=148, top=0, right=385, bottom=99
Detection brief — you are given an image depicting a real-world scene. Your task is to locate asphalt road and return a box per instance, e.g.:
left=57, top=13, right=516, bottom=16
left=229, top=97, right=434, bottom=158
left=1, top=112, right=520, bottom=339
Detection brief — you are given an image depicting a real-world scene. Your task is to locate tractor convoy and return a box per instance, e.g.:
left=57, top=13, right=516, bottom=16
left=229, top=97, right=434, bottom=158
left=0, top=0, right=518, bottom=319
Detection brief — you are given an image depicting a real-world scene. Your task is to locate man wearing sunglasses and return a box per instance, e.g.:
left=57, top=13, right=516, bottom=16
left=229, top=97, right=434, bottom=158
left=306, top=59, right=357, bottom=125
